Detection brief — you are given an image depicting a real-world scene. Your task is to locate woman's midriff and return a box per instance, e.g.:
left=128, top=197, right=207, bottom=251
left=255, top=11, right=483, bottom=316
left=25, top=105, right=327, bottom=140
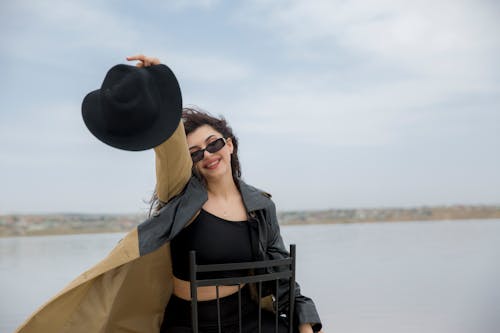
left=172, top=275, right=246, bottom=301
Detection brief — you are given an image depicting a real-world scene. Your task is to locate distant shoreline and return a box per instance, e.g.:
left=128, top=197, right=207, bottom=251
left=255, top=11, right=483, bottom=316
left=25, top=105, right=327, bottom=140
left=1, top=204, right=499, bottom=237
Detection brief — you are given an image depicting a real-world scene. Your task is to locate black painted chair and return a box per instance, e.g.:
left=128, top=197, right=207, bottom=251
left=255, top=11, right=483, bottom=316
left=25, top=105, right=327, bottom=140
left=189, top=244, right=296, bottom=333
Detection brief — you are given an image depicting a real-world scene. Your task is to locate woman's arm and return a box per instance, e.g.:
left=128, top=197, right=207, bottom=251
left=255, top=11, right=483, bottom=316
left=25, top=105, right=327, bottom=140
left=126, top=55, right=192, bottom=203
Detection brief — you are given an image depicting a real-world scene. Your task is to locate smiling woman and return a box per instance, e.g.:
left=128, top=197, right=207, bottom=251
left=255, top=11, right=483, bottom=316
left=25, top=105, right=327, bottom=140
left=149, top=106, right=323, bottom=333
left=15, top=55, right=323, bottom=333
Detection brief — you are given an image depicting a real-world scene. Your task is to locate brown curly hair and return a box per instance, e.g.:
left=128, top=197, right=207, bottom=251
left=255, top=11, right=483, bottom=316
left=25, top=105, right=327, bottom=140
left=149, top=106, right=242, bottom=215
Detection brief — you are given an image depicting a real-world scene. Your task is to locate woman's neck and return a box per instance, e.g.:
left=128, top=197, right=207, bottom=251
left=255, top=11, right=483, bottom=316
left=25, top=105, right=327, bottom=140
left=205, top=174, right=239, bottom=200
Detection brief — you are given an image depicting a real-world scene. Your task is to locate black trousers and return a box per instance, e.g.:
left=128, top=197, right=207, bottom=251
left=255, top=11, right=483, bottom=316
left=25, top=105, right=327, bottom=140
left=161, top=284, right=291, bottom=333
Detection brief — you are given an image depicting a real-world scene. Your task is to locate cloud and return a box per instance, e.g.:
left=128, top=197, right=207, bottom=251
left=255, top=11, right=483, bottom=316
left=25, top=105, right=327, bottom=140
left=1, top=1, right=254, bottom=91
left=164, top=52, right=253, bottom=83
left=0, top=100, right=156, bottom=214
left=221, top=0, right=500, bottom=147
left=0, top=102, right=90, bottom=166
left=230, top=80, right=415, bottom=146
left=1, top=0, right=499, bottom=212
left=159, top=0, right=221, bottom=11
left=1, top=0, right=140, bottom=65
left=214, top=68, right=497, bottom=148
left=238, top=0, right=500, bottom=82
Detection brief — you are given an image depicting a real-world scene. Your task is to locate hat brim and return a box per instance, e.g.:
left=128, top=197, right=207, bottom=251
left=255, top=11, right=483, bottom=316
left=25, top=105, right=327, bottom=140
left=82, top=64, right=182, bottom=151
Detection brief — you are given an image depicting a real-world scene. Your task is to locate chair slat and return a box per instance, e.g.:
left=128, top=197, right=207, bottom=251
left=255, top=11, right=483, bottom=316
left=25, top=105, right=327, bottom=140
left=193, top=271, right=291, bottom=287
left=238, top=284, right=242, bottom=333
left=258, top=281, right=262, bottom=333
left=216, top=285, right=221, bottom=333
left=196, top=258, right=292, bottom=272
left=189, top=251, right=199, bottom=333
left=275, top=279, right=279, bottom=333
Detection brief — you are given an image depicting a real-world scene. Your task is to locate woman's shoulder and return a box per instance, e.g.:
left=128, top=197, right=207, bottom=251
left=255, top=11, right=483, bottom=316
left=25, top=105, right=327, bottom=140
left=238, top=179, right=276, bottom=213
left=239, top=180, right=272, bottom=198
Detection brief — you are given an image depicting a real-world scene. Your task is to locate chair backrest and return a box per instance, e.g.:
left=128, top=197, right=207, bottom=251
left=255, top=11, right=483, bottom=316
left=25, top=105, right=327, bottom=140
left=189, top=244, right=296, bottom=333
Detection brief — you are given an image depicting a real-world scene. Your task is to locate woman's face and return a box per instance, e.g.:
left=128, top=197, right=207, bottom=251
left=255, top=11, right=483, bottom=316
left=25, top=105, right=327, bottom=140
left=187, top=124, right=234, bottom=182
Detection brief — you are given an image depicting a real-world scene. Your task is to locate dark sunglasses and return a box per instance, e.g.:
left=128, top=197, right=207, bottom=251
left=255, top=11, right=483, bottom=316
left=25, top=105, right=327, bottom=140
left=190, top=137, right=227, bottom=163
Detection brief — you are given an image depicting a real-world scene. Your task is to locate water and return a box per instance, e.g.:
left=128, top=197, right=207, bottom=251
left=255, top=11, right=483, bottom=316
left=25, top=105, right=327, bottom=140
left=1, top=219, right=499, bottom=333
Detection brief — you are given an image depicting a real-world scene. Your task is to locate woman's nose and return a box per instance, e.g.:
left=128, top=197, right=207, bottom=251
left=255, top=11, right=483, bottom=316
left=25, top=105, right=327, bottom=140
left=202, top=149, right=212, bottom=159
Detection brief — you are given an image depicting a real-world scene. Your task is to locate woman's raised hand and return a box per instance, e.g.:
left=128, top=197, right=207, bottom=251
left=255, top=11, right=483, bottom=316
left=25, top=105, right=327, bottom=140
left=126, top=54, right=161, bottom=67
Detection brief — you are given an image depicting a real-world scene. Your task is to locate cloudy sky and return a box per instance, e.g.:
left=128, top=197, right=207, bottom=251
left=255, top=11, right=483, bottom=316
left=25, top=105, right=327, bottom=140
left=1, top=0, right=499, bottom=214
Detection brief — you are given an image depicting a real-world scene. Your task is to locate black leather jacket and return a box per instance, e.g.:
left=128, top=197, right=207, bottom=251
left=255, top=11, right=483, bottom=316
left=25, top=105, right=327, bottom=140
left=138, top=175, right=322, bottom=332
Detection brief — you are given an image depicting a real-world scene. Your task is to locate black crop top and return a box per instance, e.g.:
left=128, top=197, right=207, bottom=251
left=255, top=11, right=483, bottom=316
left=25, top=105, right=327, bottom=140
left=170, top=209, right=258, bottom=281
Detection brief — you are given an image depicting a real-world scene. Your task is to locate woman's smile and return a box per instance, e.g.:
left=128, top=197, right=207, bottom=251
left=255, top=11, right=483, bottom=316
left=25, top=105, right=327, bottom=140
left=204, top=158, right=220, bottom=170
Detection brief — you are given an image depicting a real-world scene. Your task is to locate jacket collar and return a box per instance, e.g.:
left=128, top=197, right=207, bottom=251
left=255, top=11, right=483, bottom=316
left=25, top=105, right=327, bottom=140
left=238, top=179, right=271, bottom=212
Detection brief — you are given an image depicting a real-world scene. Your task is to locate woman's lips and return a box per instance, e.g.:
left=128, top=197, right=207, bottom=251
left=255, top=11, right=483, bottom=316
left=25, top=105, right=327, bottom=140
left=204, top=158, right=220, bottom=170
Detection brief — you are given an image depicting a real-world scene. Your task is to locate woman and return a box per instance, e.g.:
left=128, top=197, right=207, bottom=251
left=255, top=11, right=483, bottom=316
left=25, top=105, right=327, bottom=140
left=127, top=55, right=323, bottom=333
left=16, top=55, right=323, bottom=333
left=163, top=109, right=323, bottom=333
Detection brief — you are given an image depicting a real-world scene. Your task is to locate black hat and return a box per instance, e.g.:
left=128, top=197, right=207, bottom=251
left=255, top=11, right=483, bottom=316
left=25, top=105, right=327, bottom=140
left=82, top=64, right=182, bottom=151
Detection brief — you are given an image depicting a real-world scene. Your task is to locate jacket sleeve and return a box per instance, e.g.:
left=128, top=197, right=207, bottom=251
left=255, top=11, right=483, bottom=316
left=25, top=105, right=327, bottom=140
left=265, top=200, right=323, bottom=332
left=153, top=121, right=193, bottom=203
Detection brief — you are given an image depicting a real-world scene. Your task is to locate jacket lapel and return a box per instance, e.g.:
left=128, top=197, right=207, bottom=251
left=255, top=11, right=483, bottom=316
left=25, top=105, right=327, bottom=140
left=138, top=176, right=207, bottom=256
left=238, top=180, right=271, bottom=212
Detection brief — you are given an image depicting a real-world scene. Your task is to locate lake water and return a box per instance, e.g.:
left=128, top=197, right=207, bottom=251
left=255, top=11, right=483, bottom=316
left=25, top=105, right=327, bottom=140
left=1, top=219, right=499, bottom=333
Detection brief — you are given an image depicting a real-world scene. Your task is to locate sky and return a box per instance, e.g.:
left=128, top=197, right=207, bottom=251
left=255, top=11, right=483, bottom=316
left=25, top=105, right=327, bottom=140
left=1, top=0, right=499, bottom=214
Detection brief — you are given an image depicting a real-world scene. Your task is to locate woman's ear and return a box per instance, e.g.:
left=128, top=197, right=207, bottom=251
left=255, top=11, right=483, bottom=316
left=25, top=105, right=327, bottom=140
left=227, top=137, right=234, bottom=154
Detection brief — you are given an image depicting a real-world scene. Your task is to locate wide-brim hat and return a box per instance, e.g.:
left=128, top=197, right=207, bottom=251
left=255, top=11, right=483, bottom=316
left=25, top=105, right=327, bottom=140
left=82, top=64, right=182, bottom=151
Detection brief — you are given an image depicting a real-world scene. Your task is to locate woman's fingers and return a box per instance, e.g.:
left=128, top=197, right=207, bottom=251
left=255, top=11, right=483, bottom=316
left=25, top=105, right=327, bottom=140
left=127, top=54, right=146, bottom=67
left=126, top=54, right=146, bottom=62
left=126, top=54, right=161, bottom=67
left=149, top=57, right=160, bottom=65
left=126, top=54, right=144, bottom=67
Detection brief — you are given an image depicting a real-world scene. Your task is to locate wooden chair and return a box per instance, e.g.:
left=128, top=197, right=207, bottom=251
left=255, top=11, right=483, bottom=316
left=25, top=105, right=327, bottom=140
left=189, top=244, right=296, bottom=333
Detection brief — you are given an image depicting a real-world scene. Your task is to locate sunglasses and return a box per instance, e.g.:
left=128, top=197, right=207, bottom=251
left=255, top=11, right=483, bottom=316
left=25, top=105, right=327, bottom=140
left=190, top=137, right=227, bottom=163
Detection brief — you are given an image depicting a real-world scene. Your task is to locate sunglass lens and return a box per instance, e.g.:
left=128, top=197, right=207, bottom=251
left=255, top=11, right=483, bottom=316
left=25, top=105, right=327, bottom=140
left=206, top=138, right=226, bottom=153
left=190, top=138, right=226, bottom=163
left=191, top=150, right=204, bottom=163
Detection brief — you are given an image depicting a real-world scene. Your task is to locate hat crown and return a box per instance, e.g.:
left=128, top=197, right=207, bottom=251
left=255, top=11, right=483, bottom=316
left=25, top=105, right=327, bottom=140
left=100, top=65, right=158, bottom=136
left=82, top=63, right=182, bottom=151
